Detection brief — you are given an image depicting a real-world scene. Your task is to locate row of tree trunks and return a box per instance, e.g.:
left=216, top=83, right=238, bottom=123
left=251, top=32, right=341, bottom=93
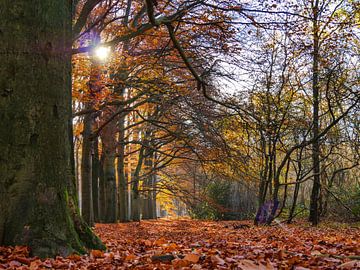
left=77, top=67, right=160, bottom=223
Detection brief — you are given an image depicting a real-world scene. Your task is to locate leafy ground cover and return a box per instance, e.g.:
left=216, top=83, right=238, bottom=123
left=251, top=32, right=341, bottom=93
left=1, top=219, right=359, bottom=269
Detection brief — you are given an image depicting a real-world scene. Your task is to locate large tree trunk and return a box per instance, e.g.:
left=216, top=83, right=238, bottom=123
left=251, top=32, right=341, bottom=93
left=0, top=0, right=104, bottom=257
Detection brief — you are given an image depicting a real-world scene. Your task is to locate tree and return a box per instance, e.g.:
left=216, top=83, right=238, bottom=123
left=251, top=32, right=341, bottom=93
left=0, top=0, right=104, bottom=257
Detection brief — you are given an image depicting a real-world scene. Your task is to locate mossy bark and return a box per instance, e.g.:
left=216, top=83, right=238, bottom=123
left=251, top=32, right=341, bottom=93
left=0, top=0, right=104, bottom=257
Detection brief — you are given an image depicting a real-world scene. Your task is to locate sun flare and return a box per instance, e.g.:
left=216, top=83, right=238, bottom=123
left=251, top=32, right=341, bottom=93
left=94, top=46, right=111, bottom=61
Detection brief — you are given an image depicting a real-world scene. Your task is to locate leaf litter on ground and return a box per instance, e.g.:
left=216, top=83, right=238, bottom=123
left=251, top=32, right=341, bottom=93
left=0, top=219, right=359, bottom=269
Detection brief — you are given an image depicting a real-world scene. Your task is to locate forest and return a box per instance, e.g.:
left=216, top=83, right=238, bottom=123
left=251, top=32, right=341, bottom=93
left=0, top=0, right=359, bottom=269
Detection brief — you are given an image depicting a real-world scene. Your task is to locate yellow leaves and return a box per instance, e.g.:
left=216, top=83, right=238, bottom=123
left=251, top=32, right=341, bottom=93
left=73, top=122, right=83, bottom=137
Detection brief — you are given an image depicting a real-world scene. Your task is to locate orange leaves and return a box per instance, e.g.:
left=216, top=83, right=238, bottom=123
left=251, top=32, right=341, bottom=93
left=1, top=220, right=360, bottom=269
left=124, top=253, right=137, bottom=261
left=143, top=239, right=152, bottom=247
left=93, top=220, right=360, bottom=269
left=90, top=249, right=105, bottom=258
left=172, top=258, right=192, bottom=267
left=171, top=253, right=201, bottom=268
left=163, top=242, right=179, bottom=253
left=183, top=253, right=200, bottom=263
left=153, top=237, right=167, bottom=246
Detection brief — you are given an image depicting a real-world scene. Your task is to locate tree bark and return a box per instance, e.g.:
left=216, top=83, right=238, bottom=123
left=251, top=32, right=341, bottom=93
left=100, top=117, right=118, bottom=223
left=309, top=0, right=321, bottom=226
left=92, top=138, right=100, bottom=222
left=118, top=113, right=128, bottom=221
left=131, top=146, right=145, bottom=221
left=98, top=157, right=106, bottom=222
left=81, top=108, right=94, bottom=226
left=0, top=0, right=104, bottom=257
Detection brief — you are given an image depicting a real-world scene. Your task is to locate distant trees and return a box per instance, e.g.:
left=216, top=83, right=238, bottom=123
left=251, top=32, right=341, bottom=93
left=209, top=0, right=360, bottom=225
left=69, top=1, right=358, bottom=225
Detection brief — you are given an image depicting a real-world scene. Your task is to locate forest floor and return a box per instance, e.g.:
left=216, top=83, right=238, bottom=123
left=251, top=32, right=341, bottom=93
left=1, top=219, right=360, bottom=269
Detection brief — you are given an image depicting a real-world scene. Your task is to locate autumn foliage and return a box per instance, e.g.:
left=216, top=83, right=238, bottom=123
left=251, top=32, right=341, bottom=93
left=1, top=220, right=359, bottom=269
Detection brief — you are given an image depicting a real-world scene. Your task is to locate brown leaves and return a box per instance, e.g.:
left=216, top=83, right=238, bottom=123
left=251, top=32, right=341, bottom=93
left=338, top=260, right=360, bottom=269
left=211, top=254, right=225, bottom=265
left=0, top=220, right=359, bottom=269
left=95, top=220, right=360, bottom=269
left=183, top=253, right=200, bottom=263
left=90, top=249, right=105, bottom=258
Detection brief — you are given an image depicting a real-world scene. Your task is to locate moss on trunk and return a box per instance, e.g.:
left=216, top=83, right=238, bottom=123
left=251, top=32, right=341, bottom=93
left=0, top=0, right=104, bottom=257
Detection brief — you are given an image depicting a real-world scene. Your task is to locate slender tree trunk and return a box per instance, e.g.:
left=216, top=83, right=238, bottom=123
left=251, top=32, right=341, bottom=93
left=100, top=118, right=118, bottom=223
left=81, top=108, right=94, bottom=226
left=75, top=139, right=81, bottom=208
left=255, top=135, right=268, bottom=225
left=141, top=147, right=153, bottom=220
left=309, top=0, right=321, bottom=226
left=0, top=0, right=104, bottom=257
left=287, top=141, right=304, bottom=223
left=118, top=111, right=128, bottom=222
left=98, top=157, right=106, bottom=222
left=92, top=138, right=100, bottom=222
left=150, top=174, right=157, bottom=219
left=288, top=180, right=301, bottom=223
left=102, top=153, right=117, bottom=222
left=131, top=146, right=145, bottom=221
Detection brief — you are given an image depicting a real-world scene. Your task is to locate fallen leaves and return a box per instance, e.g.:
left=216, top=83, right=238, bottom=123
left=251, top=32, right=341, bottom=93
left=0, top=219, right=359, bottom=269
left=90, top=249, right=105, bottom=258
left=338, top=260, right=360, bottom=269
left=183, top=253, right=200, bottom=263
left=211, top=254, right=225, bottom=265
